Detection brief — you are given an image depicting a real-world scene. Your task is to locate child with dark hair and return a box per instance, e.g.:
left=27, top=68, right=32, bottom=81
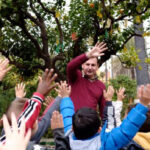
left=51, top=83, right=150, bottom=150
left=72, top=107, right=101, bottom=140
left=102, top=86, right=144, bottom=150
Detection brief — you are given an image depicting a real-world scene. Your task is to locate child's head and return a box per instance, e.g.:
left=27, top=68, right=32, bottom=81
left=6, top=98, right=28, bottom=124
left=72, top=107, right=101, bottom=139
left=126, top=104, right=150, bottom=132
left=5, top=97, right=38, bottom=137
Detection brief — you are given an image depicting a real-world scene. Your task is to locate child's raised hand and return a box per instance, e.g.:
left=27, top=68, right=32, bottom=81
left=138, top=84, right=150, bottom=107
left=103, top=86, right=114, bottom=101
left=15, top=83, right=26, bottom=98
left=36, top=69, right=58, bottom=96
left=0, top=58, right=11, bottom=81
left=43, top=96, right=54, bottom=107
left=51, top=111, right=64, bottom=130
left=116, top=87, right=126, bottom=101
left=0, top=113, right=31, bottom=150
left=55, top=81, right=71, bottom=98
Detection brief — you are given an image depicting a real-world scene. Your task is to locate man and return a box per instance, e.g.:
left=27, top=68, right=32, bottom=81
left=67, top=42, right=107, bottom=118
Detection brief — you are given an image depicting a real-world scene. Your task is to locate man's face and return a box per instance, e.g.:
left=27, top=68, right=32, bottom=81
left=82, top=58, right=99, bottom=79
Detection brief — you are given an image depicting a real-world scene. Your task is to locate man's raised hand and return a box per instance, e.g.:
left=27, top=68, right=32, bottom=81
left=86, top=42, right=108, bottom=58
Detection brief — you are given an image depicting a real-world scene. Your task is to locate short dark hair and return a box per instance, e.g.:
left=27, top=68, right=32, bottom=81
left=72, top=107, right=101, bottom=139
left=127, top=104, right=150, bottom=132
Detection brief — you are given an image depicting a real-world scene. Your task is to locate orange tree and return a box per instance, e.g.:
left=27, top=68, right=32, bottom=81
left=0, top=0, right=150, bottom=80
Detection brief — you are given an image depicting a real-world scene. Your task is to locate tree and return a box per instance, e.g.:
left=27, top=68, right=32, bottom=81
left=134, top=23, right=150, bottom=85
left=0, top=0, right=150, bottom=80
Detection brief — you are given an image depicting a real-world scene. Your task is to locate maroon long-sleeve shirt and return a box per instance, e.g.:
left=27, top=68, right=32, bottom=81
left=67, top=54, right=106, bottom=118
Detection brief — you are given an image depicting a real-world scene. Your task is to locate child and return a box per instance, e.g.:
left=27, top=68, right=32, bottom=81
left=103, top=86, right=144, bottom=150
left=0, top=68, right=57, bottom=144
left=51, top=83, right=150, bottom=150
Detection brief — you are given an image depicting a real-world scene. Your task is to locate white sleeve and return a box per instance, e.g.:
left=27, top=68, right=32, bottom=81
left=112, top=101, right=123, bottom=126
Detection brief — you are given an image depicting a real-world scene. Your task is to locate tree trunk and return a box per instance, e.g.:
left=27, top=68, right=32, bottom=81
left=131, top=68, right=135, bottom=80
left=134, top=23, right=150, bottom=86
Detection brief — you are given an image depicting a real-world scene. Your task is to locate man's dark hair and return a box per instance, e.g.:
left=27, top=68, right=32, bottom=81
left=127, top=104, right=150, bottom=132
left=72, top=107, right=101, bottom=139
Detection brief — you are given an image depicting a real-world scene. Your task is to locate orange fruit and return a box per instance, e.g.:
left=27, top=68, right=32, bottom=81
left=89, top=3, right=94, bottom=8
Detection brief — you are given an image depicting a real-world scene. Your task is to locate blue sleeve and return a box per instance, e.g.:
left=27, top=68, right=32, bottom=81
left=60, top=97, right=75, bottom=133
left=31, top=96, right=61, bottom=143
left=100, top=103, right=148, bottom=150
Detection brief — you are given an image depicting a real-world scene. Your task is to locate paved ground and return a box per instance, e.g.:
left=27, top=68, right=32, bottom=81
left=40, top=138, right=55, bottom=149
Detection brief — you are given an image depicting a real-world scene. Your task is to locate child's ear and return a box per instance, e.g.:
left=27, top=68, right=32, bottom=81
left=98, top=126, right=101, bottom=133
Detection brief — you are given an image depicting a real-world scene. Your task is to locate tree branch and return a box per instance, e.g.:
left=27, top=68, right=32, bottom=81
left=136, top=4, right=150, bottom=15
left=121, top=33, right=142, bottom=49
left=25, top=12, right=41, bottom=26
left=19, top=17, right=43, bottom=58
left=115, top=0, right=123, bottom=5
left=52, top=54, right=66, bottom=81
left=37, top=0, right=55, bottom=14
left=37, top=0, right=63, bottom=53
left=101, top=0, right=114, bottom=22
left=30, top=0, right=42, bottom=19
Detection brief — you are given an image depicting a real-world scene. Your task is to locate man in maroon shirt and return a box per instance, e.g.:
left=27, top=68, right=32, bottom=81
left=67, top=42, right=107, bottom=118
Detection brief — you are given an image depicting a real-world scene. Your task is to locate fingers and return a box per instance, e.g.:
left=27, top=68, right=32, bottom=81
left=96, top=42, right=108, bottom=52
left=103, top=90, right=106, bottom=98
left=3, top=114, right=12, bottom=138
left=43, top=68, right=57, bottom=84
left=24, top=129, right=31, bottom=146
left=49, top=73, right=57, bottom=83
left=137, top=85, right=144, bottom=99
left=15, top=82, right=26, bottom=98
left=23, top=91, right=27, bottom=97
left=49, top=82, right=59, bottom=91
left=51, top=111, right=64, bottom=130
left=42, top=69, right=49, bottom=81
left=0, top=59, right=9, bottom=70
left=11, top=113, right=18, bottom=135
left=44, top=96, right=54, bottom=106
left=5, top=66, right=12, bottom=73
left=47, top=69, right=54, bottom=80
left=38, top=76, right=42, bottom=84
left=68, top=85, right=71, bottom=94
left=19, top=118, right=25, bottom=137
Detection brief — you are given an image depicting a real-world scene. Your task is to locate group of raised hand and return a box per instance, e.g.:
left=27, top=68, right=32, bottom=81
left=0, top=57, right=71, bottom=150
left=103, top=84, right=150, bottom=107
left=1, top=42, right=150, bottom=150
left=103, top=86, right=126, bottom=102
